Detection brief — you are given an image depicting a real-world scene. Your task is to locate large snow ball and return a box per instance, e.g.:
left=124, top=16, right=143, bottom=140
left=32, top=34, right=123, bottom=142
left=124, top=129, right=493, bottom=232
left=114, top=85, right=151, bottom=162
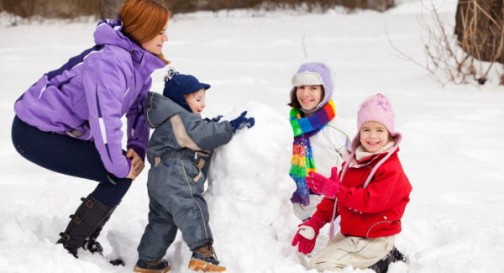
left=207, top=101, right=293, bottom=197
left=204, top=101, right=300, bottom=272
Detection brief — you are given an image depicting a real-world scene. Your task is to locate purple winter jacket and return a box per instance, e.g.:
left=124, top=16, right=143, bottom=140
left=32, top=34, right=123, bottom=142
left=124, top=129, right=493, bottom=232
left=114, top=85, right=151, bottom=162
left=14, top=19, right=166, bottom=178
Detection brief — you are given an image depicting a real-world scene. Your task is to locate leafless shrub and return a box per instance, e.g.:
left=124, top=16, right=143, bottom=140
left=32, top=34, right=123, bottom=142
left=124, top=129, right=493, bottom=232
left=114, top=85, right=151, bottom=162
left=423, top=1, right=503, bottom=85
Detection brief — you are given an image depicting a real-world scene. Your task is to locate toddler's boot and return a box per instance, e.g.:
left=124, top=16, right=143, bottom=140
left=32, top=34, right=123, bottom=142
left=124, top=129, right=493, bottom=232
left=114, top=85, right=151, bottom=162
left=188, top=244, right=226, bottom=272
left=133, top=259, right=170, bottom=273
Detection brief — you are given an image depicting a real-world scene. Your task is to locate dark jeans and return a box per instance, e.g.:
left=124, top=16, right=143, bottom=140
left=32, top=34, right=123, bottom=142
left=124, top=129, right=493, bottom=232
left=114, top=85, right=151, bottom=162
left=11, top=116, right=132, bottom=207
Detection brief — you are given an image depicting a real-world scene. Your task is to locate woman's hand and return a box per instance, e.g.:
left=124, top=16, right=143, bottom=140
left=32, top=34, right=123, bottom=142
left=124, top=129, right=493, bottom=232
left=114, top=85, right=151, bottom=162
left=126, top=148, right=145, bottom=180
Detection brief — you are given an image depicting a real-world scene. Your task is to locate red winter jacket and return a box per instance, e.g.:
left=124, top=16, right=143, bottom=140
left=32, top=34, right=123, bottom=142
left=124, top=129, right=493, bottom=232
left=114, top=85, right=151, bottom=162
left=313, top=149, right=412, bottom=238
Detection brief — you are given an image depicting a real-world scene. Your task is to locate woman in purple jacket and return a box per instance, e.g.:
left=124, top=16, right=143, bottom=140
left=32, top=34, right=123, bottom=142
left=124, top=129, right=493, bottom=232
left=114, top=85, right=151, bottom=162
left=11, top=0, right=169, bottom=261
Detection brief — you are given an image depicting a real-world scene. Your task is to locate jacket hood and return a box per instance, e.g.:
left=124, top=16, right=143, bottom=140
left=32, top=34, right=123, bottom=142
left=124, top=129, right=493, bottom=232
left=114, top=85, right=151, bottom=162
left=163, top=72, right=211, bottom=112
left=94, top=19, right=165, bottom=69
left=145, top=92, right=187, bottom=128
left=342, top=133, right=402, bottom=188
left=291, top=62, right=334, bottom=115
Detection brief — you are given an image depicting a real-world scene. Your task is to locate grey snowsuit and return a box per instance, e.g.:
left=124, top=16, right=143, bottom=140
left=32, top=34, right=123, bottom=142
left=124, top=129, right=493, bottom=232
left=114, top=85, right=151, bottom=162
left=137, top=92, right=234, bottom=261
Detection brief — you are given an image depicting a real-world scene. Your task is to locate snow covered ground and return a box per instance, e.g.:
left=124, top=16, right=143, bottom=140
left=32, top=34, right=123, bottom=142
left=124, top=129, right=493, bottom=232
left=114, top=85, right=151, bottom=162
left=1, top=0, right=504, bottom=272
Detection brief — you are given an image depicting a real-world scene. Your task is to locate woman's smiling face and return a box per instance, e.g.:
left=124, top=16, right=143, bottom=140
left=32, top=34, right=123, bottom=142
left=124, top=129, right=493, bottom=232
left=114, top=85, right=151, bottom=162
left=141, top=23, right=169, bottom=55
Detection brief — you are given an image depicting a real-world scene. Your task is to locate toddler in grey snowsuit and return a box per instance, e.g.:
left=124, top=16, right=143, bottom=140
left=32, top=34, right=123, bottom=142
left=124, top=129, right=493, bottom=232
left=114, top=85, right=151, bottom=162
left=134, top=69, right=255, bottom=273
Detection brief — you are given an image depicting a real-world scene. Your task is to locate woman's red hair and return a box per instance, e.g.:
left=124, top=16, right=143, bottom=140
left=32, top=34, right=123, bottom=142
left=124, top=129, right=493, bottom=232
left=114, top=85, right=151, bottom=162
left=119, top=0, right=171, bottom=63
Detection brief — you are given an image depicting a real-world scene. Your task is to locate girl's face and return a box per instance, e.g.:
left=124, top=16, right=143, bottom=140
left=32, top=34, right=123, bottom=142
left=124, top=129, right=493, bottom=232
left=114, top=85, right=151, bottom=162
left=359, top=121, right=391, bottom=153
left=295, top=85, right=323, bottom=112
left=185, top=89, right=206, bottom=114
left=141, top=23, right=169, bottom=55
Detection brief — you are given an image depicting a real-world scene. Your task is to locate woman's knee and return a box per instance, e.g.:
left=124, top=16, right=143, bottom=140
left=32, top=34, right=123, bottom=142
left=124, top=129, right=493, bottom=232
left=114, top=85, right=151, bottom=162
left=91, top=179, right=132, bottom=207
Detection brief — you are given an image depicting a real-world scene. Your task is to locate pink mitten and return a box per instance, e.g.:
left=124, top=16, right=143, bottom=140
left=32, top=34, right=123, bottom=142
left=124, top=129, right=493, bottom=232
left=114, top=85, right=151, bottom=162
left=291, top=216, right=325, bottom=254
left=306, top=167, right=341, bottom=198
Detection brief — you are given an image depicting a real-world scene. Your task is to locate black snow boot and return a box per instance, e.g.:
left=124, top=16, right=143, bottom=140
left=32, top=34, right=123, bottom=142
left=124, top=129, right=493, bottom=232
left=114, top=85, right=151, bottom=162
left=82, top=206, right=116, bottom=255
left=134, top=259, right=170, bottom=273
left=368, top=247, right=407, bottom=273
left=81, top=205, right=125, bottom=266
left=57, top=195, right=114, bottom=258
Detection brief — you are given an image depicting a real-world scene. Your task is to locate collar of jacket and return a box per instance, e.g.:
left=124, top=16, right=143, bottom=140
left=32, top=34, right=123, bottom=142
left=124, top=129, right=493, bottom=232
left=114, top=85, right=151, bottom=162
left=93, top=19, right=166, bottom=74
left=145, top=92, right=189, bottom=128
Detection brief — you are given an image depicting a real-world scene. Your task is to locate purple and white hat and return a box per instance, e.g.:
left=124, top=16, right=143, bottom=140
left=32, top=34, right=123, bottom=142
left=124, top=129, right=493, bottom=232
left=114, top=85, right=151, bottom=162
left=291, top=62, right=334, bottom=114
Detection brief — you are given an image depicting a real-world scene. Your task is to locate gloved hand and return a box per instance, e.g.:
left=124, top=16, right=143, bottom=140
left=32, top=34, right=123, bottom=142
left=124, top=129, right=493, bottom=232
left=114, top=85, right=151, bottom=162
left=204, top=115, right=223, bottom=122
left=291, top=216, right=325, bottom=254
left=229, top=111, right=255, bottom=133
left=306, top=167, right=341, bottom=198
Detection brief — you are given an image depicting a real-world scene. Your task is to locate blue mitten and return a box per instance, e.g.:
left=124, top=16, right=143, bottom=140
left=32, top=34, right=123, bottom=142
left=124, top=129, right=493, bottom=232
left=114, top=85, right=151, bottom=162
left=229, top=111, right=255, bottom=133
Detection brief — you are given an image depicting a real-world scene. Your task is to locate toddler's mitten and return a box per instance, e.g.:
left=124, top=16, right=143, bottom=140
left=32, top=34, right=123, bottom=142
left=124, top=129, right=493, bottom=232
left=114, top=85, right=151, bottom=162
left=229, top=111, right=255, bottom=133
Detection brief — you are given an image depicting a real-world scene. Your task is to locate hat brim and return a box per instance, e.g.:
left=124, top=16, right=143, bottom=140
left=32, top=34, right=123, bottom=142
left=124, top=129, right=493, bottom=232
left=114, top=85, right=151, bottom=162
left=292, top=71, right=324, bottom=87
left=183, top=82, right=210, bottom=95
left=200, top=83, right=211, bottom=90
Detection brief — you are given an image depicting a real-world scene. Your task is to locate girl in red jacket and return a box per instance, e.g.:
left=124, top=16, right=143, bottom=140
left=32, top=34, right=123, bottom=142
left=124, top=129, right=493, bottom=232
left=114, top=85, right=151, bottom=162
left=291, top=93, right=412, bottom=273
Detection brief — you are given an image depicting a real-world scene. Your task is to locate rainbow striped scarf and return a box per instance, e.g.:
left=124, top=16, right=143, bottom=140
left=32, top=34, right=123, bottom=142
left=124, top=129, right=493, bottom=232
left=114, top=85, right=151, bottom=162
left=289, top=100, right=336, bottom=205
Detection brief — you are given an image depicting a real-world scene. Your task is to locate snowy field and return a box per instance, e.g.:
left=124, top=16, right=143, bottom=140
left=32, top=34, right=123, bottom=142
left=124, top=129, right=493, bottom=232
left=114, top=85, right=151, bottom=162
left=1, top=0, right=504, bottom=272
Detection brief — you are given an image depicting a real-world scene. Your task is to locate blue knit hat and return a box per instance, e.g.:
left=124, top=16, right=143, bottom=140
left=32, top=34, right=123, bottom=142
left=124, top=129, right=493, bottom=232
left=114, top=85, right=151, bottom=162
left=163, top=69, right=211, bottom=112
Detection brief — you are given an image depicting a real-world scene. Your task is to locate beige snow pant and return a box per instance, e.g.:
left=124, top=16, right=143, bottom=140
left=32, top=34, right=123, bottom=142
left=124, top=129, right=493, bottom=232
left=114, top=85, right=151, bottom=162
left=309, top=232, right=395, bottom=271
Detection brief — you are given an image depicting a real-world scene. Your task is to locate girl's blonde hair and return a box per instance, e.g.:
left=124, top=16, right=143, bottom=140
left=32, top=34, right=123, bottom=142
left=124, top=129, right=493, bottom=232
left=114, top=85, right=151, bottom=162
left=119, top=0, right=171, bottom=64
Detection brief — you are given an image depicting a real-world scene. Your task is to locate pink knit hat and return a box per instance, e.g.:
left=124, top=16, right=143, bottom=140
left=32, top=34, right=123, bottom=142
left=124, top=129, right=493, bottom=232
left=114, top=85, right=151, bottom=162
left=357, top=93, right=395, bottom=135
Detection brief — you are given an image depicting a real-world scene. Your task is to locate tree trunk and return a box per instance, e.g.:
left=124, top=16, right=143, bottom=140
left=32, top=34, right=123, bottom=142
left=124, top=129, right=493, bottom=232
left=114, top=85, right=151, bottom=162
left=99, top=0, right=123, bottom=19
left=455, top=0, right=504, bottom=64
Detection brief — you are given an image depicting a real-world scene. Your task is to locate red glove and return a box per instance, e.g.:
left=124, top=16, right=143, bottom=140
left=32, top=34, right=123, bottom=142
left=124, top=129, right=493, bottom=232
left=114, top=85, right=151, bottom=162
left=291, top=216, right=325, bottom=254
left=306, top=167, right=341, bottom=198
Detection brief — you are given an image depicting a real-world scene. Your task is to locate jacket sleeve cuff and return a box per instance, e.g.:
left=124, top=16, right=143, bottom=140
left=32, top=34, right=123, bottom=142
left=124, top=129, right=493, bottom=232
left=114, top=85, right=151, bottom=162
left=128, top=144, right=146, bottom=161
left=312, top=197, right=337, bottom=224
left=335, top=185, right=352, bottom=203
